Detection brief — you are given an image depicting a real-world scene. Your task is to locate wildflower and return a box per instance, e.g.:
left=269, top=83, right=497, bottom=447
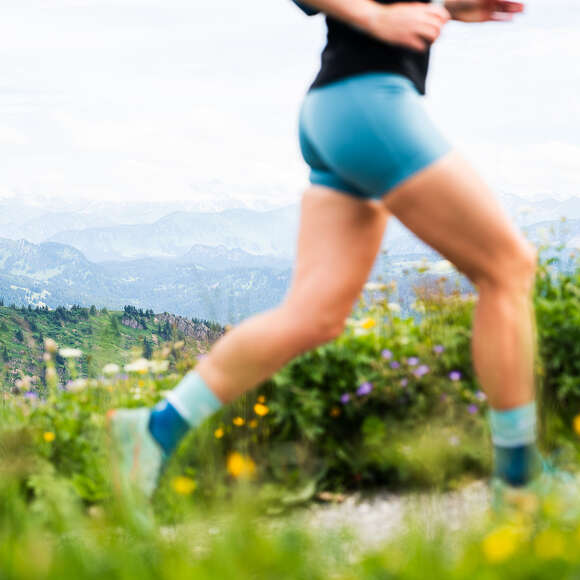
left=43, top=432, right=55, bottom=443
left=364, top=282, right=388, bottom=291
left=15, top=376, right=32, bottom=391
left=149, top=360, right=169, bottom=374
left=449, top=436, right=460, bottom=446
left=42, top=352, right=51, bottom=362
left=24, top=391, right=38, bottom=400
left=249, top=419, right=258, bottom=428
left=573, top=414, right=580, bottom=436
left=381, top=349, right=393, bottom=360
left=357, top=382, right=373, bottom=396
left=232, top=417, right=245, bottom=426
left=171, top=476, right=196, bottom=495
left=340, top=394, right=351, bottom=405
left=433, top=345, right=445, bottom=355
left=44, top=338, right=58, bottom=353
left=468, top=404, right=478, bottom=415
left=67, top=378, right=88, bottom=393
left=449, top=371, right=462, bottom=382
left=257, top=395, right=266, bottom=403
left=330, top=407, right=341, bottom=417
left=387, top=303, right=401, bottom=313
left=46, top=367, right=57, bottom=381
left=482, top=525, right=520, bottom=563
left=254, top=403, right=269, bottom=416
left=534, top=529, right=566, bottom=560
left=214, top=427, right=224, bottom=439
left=59, top=347, right=83, bottom=359
left=390, top=361, right=400, bottom=369
left=102, top=363, right=120, bottom=376
left=475, top=390, right=487, bottom=402
left=361, top=318, right=376, bottom=330
left=413, top=365, right=430, bottom=378
left=406, top=357, right=419, bottom=367
left=125, top=358, right=149, bottom=374
left=227, top=452, right=256, bottom=479
left=400, top=378, right=408, bottom=388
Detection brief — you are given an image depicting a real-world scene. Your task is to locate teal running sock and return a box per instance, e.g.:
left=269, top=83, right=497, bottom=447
left=489, top=401, right=541, bottom=487
left=149, top=371, right=223, bottom=456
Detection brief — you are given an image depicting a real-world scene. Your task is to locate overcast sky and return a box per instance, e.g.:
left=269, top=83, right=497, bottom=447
left=1, top=0, right=579, bottom=208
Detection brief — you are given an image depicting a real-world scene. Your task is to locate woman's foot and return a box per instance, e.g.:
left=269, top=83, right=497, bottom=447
left=106, top=408, right=166, bottom=499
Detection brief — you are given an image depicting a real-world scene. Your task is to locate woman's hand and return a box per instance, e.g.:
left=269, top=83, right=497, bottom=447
left=445, top=0, right=524, bottom=22
left=364, top=2, right=451, bottom=52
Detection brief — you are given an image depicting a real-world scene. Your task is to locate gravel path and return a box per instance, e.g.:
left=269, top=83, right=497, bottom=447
left=298, top=480, right=490, bottom=549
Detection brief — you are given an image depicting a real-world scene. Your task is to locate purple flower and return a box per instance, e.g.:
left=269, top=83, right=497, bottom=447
left=400, top=378, right=409, bottom=388
left=356, top=382, right=373, bottom=396
left=476, top=390, right=487, bottom=402
left=390, top=361, right=400, bottom=369
left=340, top=393, right=351, bottom=405
left=381, top=349, right=393, bottom=360
left=468, top=404, right=478, bottom=415
left=24, top=391, right=38, bottom=400
left=433, top=345, right=445, bottom=355
left=406, top=357, right=419, bottom=367
left=413, top=365, right=430, bottom=378
left=449, top=371, right=462, bottom=382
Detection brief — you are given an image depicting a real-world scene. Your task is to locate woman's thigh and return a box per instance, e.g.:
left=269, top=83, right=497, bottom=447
left=381, top=151, right=536, bottom=286
left=284, top=185, right=389, bottom=330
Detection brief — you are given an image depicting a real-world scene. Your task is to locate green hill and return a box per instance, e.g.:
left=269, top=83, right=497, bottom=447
left=0, top=302, right=224, bottom=388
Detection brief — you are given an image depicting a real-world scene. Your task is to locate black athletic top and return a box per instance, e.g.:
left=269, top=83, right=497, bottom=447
left=294, top=0, right=432, bottom=95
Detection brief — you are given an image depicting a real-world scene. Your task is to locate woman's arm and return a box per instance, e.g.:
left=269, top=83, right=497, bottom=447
left=295, top=0, right=450, bottom=51
left=443, top=0, right=524, bottom=22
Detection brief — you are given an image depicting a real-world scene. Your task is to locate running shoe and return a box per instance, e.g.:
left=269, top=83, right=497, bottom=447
left=491, top=458, right=580, bottom=522
left=106, top=407, right=166, bottom=499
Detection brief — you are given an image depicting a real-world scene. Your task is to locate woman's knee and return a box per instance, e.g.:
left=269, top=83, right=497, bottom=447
left=281, top=300, right=347, bottom=350
left=477, top=239, right=538, bottom=294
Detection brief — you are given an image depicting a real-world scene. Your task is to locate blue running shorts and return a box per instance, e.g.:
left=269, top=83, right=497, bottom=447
left=298, top=72, right=452, bottom=200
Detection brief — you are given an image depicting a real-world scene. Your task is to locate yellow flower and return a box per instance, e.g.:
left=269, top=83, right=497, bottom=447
left=138, top=380, right=145, bottom=388
left=43, top=432, right=55, bottom=443
left=214, top=427, right=224, bottom=439
left=534, top=529, right=566, bottom=560
left=573, top=414, right=580, bottom=436
left=233, top=417, right=245, bottom=426
left=330, top=407, right=341, bottom=417
left=171, top=476, right=197, bottom=495
left=257, top=395, right=266, bottom=403
left=482, top=525, right=521, bottom=563
left=226, top=452, right=256, bottom=479
left=361, top=318, right=376, bottom=330
left=249, top=419, right=258, bottom=429
left=254, top=403, right=269, bottom=417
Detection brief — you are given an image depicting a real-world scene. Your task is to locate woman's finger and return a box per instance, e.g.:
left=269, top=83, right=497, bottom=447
left=424, top=4, right=452, bottom=22
left=417, top=23, right=441, bottom=43
left=496, top=1, right=525, bottom=13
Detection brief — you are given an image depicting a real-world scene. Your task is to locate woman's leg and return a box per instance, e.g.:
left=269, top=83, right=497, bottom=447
left=381, top=150, right=538, bottom=411
left=196, top=185, right=389, bottom=403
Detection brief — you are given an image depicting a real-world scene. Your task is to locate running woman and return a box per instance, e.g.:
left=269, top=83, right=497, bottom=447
left=108, top=0, right=558, bottom=509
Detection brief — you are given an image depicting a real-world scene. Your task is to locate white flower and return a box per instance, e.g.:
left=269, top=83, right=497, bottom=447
left=411, top=301, right=426, bottom=313
left=44, top=338, right=58, bottom=353
left=125, top=358, right=150, bottom=373
left=364, top=282, right=388, bottom=292
left=387, top=303, right=401, bottom=313
left=67, top=379, right=88, bottom=393
left=149, top=360, right=169, bottom=374
left=345, top=318, right=358, bottom=327
left=102, top=363, right=121, bottom=376
left=59, top=348, right=83, bottom=359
